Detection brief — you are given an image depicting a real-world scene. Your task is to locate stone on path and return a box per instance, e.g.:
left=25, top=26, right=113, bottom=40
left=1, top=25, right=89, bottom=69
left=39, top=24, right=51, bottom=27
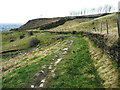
left=54, top=58, right=62, bottom=66
left=31, top=85, right=34, bottom=88
left=48, top=65, right=52, bottom=69
left=42, top=65, right=46, bottom=69
left=62, top=51, right=67, bottom=55
left=39, top=83, right=44, bottom=87
left=52, top=73, right=55, bottom=77
left=63, top=48, right=68, bottom=51
left=40, top=70, right=44, bottom=73
left=51, top=70, right=55, bottom=73
left=41, top=78, right=46, bottom=83
left=52, top=58, right=55, bottom=61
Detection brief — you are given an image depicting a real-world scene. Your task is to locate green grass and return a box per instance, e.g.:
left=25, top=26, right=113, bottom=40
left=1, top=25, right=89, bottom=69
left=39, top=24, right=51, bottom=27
left=47, top=13, right=117, bottom=34
left=2, top=53, right=56, bottom=88
left=2, top=32, right=64, bottom=52
left=45, top=35, right=103, bottom=88
left=2, top=31, right=66, bottom=60
left=2, top=13, right=119, bottom=88
left=2, top=35, right=104, bottom=88
left=2, top=37, right=69, bottom=88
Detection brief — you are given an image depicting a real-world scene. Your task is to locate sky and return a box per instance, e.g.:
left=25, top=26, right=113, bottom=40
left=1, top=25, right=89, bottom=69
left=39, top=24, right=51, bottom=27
left=0, top=0, right=120, bottom=24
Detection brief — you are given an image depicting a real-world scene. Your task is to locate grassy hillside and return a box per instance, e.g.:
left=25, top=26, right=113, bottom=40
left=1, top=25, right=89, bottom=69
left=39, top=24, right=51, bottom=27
left=16, top=13, right=109, bottom=31
left=45, top=13, right=119, bottom=48
left=2, top=34, right=119, bottom=88
left=1, top=13, right=120, bottom=88
left=18, top=18, right=61, bottom=30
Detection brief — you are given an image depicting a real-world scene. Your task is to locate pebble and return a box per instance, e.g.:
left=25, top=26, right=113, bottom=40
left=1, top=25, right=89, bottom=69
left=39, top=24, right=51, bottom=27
left=40, top=70, right=44, bottom=73
left=48, top=65, right=52, bottom=69
left=42, top=65, right=46, bottom=69
left=41, top=79, right=46, bottom=83
left=19, top=53, right=23, bottom=55
left=52, top=73, right=55, bottom=77
left=31, top=85, right=34, bottom=88
left=63, top=48, right=68, bottom=51
left=39, top=83, right=44, bottom=87
left=54, top=58, right=62, bottom=66
left=62, top=51, right=67, bottom=55
left=55, top=55, right=58, bottom=58
left=51, top=70, right=55, bottom=73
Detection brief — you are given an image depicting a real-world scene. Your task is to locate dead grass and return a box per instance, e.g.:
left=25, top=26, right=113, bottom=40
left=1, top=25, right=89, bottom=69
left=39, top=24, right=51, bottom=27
left=2, top=40, right=68, bottom=76
left=86, top=37, right=119, bottom=88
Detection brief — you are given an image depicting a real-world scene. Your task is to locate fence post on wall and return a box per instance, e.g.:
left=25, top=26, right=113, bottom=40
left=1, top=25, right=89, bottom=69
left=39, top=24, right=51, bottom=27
left=117, top=1, right=120, bottom=38
left=100, top=21, right=102, bottom=33
left=117, top=1, right=120, bottom=66
left=117, top=17, right=120, bottom=37
left=106, top=19, right=109, bottom=34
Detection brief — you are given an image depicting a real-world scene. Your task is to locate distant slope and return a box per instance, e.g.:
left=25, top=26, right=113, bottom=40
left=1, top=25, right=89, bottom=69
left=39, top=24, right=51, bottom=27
left=18, top=13, right=111, bottom=31
left=19, top=18, right=61, bottom=30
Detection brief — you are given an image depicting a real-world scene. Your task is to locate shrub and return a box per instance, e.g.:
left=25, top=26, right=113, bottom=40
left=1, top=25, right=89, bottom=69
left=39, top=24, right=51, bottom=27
left=29, top=31, right=33, bottom=36
left=72, top=31, right=76, bottom=34
left=10, top=39, right=14, bottom=42
left=20, top=35, right=25, bottom=39
left=29, top=37, right=40, bottom=47
left=40, top=18, right=66, bottom=30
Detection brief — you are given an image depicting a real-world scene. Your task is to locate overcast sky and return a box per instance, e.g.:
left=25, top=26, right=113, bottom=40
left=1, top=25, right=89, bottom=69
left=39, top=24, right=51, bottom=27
left=0, top=0, right=120, bottom=23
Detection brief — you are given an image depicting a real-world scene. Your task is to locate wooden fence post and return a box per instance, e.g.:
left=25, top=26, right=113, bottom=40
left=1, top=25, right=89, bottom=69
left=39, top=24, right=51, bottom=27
left=117, top=1, right=120, bottom=38
left=117, top=1, right=120, bottom=66
left=106, top=19, right=109, bottom=34
left=117, top=17, right=120, bottom=37
left=100, top=21, right=102, bottom=33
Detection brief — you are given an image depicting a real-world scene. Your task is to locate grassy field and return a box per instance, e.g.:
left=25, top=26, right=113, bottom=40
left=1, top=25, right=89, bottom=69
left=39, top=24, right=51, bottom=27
left=1, top=31, right=67, bottom=61
left=2, top=34, right=119, bottom=88
left=45, top=36, right=103, bottom=88
left=3, top=38, right=68, bottom=88
left=46, top=13, right=119, bottom=46
left=1, top=13, right=120, bottom=88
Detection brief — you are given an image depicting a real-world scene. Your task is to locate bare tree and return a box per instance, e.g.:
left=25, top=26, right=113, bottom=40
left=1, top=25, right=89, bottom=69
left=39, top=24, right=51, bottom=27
left=108, top=6, right=112, bottom=13
left=103, top=5, right=114, bottom=13
left=97, top=7, right=103, bottom=14
left=81, top=10, right=83, bottom=16
left=69, top=5, right=115, bottom=16
left=70, top=11, right=73, bottom=16
left=91, top=8, right=95, bottom=14
left=103, top=5, right=108, bottom=13
left=83, top=9, right=86, bottom=15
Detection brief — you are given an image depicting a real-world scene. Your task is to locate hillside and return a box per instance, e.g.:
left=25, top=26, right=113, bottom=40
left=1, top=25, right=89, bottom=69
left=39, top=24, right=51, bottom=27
left=1, top=13, right=120, bottom=88
left=19, top=17, right=61, bottom=30
left=17, top=13, right=110, bottom=31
